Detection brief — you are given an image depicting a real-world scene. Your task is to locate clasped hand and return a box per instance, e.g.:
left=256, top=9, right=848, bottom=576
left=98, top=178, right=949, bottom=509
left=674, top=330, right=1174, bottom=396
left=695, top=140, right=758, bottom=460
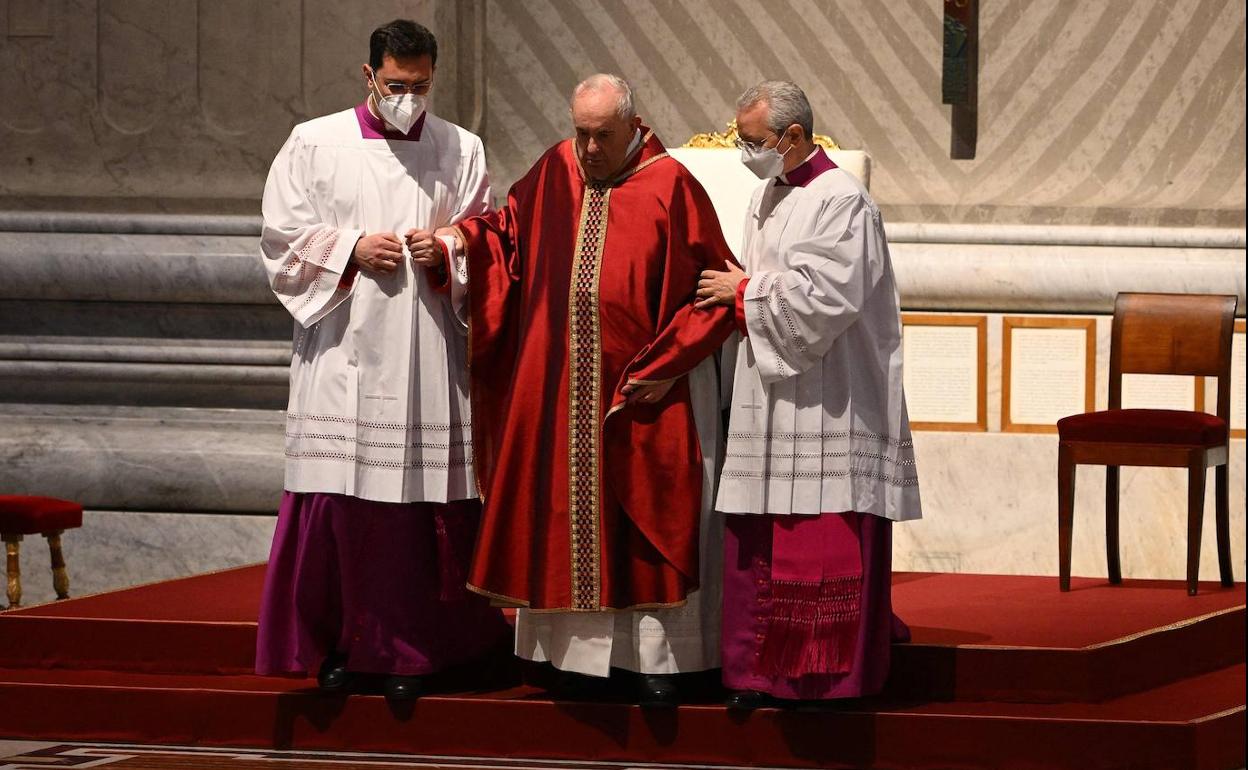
left=350, top=228, right=451, bottom=274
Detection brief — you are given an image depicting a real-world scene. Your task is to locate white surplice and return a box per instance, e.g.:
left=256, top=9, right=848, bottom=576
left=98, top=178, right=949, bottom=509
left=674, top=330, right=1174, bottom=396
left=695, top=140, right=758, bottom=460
left=260, top=107, right=490, bottom=504
left=715, top=167, right=922, bottom=522
left=514, top=357, right=723, bottom=676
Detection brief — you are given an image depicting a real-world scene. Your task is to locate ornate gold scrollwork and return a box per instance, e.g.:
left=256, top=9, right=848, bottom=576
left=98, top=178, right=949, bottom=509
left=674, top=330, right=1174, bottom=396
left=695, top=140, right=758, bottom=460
left=683, top=120, right=840, bottom=150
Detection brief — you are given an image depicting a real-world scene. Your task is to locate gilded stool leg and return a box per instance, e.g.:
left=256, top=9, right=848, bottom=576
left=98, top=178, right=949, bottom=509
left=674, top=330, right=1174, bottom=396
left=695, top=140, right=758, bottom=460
left=44, top=530, right=70, bottom=600
left=3, top=534, right=22, bottom=609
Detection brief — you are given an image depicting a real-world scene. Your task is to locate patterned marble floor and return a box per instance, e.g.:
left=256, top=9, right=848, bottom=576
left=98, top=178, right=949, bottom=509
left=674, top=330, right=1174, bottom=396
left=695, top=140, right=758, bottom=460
left=0, top=742, right=791, bottom=770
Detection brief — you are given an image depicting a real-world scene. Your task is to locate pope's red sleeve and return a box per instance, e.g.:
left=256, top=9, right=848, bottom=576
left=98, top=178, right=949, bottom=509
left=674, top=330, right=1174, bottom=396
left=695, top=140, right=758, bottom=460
left=458, top=190, right=524, bottom=492
left=734, top=276, right=750, bottom=336
left=615, top=171, right=740, bottom=403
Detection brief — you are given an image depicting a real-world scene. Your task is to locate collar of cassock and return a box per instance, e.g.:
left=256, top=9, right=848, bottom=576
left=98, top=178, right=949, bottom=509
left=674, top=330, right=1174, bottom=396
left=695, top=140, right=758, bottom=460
left=777, top=146, right=837, bottom=188
left=355, top=101, right=426, bottom=141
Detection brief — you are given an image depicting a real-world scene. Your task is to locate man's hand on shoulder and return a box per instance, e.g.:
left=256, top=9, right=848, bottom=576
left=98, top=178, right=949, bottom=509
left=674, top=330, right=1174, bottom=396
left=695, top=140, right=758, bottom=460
left=351, top=233, right=404, bottom=274
left=696, top=262, right=747, bottom=308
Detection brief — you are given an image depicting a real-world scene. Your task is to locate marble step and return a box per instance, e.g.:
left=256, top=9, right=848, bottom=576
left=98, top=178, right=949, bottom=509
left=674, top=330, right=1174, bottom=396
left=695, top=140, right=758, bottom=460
left=0, top=337, right=292, bottom=366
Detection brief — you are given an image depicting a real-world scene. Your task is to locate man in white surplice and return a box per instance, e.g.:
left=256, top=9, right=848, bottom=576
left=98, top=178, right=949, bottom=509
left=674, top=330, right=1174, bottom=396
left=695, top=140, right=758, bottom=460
left=254, top=19, right=508, bottom=702
left=697, top=81, right=921, bottom=707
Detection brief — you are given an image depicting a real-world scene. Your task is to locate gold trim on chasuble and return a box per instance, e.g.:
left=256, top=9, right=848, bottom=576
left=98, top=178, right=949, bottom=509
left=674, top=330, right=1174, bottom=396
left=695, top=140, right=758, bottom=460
left=567, top=182, right=611, bottom=610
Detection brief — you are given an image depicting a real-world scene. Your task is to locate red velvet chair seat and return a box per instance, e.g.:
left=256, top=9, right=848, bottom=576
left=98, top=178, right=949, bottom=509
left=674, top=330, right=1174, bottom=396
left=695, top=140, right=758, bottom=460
left=0, top=496, right=84, bottom=535
left=1057, top=409, right=1227, bottom=447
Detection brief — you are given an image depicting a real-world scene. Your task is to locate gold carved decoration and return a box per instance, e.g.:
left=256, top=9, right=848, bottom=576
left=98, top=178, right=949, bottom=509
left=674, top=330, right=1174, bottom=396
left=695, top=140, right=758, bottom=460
left=683, top=120, right=840, bottom=150
left=4, top=534, right=21, bottom=609
left=46, top=530, right=70, bottom=600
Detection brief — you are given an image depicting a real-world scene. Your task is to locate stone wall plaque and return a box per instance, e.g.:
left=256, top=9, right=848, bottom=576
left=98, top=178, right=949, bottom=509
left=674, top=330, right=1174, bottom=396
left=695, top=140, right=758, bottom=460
left=1002, top=317, right=1096, bottom=434
left=902, top=314, right=987, bottom=432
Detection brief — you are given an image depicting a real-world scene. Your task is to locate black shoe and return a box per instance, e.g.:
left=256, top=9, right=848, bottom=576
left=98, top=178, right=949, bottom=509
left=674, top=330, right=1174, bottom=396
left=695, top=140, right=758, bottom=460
left=637, top=674, right=679, bottom=709
left=383, top=674, right=425, bottom=701
left=725, top=689, right=768, bottom=710
left=316, top=652, right=349, bottom=692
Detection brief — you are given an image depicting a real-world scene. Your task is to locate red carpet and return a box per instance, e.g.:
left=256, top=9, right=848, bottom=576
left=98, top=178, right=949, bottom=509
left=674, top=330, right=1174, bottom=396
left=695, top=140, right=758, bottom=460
left=0, top=566, right=1243, bottom=770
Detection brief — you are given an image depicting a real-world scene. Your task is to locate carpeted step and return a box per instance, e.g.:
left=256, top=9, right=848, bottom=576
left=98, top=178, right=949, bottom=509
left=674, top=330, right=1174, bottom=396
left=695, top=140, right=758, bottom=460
left=2, top=566, right=1242, bottom=704
left=0, top=663, right=1242, bottom=770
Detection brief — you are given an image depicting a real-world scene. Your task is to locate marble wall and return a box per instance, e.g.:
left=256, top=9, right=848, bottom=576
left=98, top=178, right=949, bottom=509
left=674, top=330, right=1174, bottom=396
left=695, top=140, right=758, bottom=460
left=1, top=1, right=1245, bottom=605
left=1, top=0, right=1243, bottom=225
left=481, top=0, right=1246, bottom=226
left=902, top=431, right=1246, bottom=582
left=0, top=0, right=470, bottom=207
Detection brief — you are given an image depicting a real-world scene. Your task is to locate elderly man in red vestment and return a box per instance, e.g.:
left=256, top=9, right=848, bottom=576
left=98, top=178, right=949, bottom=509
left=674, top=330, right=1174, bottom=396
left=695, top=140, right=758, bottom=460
left=435, top=74, right=738, bottom=706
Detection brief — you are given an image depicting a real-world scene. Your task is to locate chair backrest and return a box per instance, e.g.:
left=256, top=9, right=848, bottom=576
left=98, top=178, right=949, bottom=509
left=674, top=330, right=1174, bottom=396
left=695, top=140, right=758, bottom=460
left=1109, top=292, right=1239, bottom=420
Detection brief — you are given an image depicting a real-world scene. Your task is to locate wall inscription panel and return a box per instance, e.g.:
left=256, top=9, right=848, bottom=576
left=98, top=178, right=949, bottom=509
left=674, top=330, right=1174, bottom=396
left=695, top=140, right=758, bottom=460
left=1002, top=317, right=1096, bottom=433
left=902, top=314, right=987, bottom=432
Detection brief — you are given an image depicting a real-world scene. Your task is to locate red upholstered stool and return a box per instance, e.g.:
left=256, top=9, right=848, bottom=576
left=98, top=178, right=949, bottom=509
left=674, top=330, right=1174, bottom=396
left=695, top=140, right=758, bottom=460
left=0, top=496, right=83, bottom=608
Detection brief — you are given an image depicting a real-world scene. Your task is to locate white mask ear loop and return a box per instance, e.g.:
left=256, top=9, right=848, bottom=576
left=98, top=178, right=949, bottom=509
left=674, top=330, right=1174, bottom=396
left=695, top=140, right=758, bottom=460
left=367, top=69, right=384, bottom=106
left=776, top=128, right=795, bottom=159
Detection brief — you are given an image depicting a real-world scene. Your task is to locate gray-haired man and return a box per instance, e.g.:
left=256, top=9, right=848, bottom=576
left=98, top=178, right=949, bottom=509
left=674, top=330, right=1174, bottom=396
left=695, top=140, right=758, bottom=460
left=439, top=74, right=740, bottom=706
left=698, top=80, right=922, bottom=708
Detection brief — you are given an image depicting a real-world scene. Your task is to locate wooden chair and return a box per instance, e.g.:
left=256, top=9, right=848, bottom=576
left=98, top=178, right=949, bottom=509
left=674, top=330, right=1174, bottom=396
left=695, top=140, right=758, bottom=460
left=1056, top=292, right=1238, bottom=596
left=0, top=495, right=83, bottom=609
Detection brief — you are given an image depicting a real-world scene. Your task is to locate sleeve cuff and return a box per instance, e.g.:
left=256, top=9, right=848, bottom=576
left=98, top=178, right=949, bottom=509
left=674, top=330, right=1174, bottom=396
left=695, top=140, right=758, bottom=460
left=328, top=229, right=364, bottom=275
left=337, top=262, right=359, bottom=290
left=333, top=230, right=364, bottom=290
left=734, top=276, right=750, bottom=337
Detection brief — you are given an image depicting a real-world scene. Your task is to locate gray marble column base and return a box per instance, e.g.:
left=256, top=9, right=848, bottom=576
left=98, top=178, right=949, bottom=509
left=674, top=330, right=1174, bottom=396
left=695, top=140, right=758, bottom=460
left=0, top=404, right=284, bottom=513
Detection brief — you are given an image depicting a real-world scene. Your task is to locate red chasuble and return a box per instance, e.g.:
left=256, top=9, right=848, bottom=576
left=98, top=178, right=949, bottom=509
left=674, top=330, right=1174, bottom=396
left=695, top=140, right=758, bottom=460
left=456, top=129, right=738, bottom=611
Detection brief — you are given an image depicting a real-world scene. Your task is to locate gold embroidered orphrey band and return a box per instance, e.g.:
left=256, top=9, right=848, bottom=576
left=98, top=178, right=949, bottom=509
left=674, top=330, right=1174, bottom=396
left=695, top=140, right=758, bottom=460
left=567, top=182, right=611, bottom=610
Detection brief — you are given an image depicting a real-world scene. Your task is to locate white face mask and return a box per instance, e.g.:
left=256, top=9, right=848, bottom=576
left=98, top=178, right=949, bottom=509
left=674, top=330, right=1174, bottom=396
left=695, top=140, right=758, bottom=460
left=740, top=132, right=792, bottom=179
left=370, top=74, right=427, bottom=134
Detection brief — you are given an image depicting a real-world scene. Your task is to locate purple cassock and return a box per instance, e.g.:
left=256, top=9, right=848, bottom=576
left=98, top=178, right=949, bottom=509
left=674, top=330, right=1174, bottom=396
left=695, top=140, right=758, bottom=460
left=256, top=492, right=511, bottom=677
left=718, top=147, right=914, bottom=701
left=722, top=512, right=908, bottom=700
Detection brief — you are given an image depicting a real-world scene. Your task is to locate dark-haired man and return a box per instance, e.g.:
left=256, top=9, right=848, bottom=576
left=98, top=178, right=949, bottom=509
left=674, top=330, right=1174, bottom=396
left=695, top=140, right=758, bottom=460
left=254, top=18, right=509, bottom=701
